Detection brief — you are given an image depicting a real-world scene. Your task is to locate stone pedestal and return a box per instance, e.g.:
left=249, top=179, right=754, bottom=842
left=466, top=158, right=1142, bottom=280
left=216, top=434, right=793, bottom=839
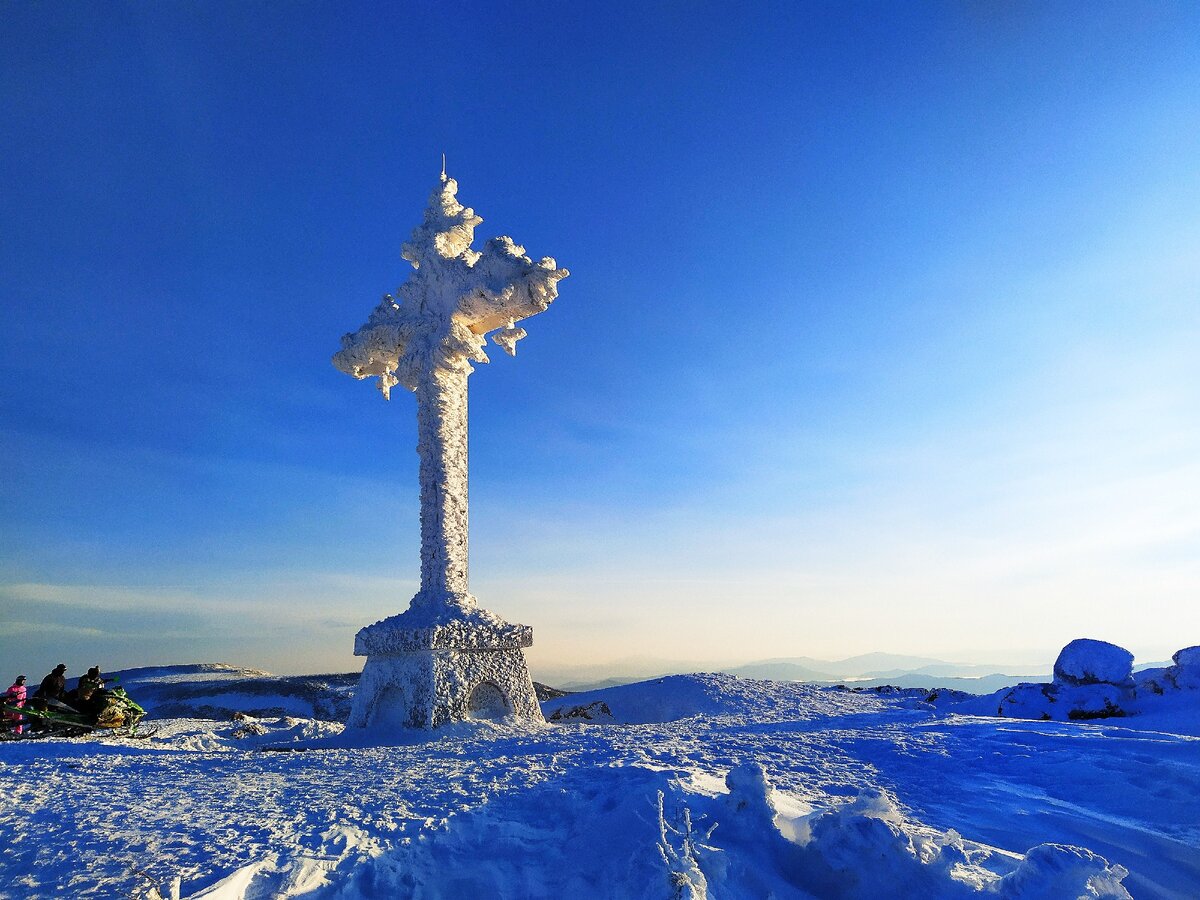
left=347, top=608, right=542, bottom=730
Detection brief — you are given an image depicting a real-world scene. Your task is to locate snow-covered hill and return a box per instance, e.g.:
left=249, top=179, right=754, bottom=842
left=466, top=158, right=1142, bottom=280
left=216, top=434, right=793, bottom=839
left=2, top=647, right=1198, bottom=899
left=109, top=664, right=359, bottom=722
left=547, top=652, right=1050, bottom=693
left=541, top=672, right=893, bottom=724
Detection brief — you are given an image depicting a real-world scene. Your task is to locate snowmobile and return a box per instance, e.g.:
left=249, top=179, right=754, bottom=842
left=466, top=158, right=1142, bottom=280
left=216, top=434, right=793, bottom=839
left=2, top=686, right=147, bottom=739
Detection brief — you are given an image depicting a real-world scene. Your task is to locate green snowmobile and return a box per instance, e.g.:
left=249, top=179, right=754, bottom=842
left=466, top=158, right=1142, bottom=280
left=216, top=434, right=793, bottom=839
left=3, top=686, right=147, bottom=738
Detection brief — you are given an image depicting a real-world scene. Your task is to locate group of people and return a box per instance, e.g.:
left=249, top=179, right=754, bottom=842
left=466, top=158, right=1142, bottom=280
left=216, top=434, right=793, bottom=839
left=3, top=664, right=106, bottom=734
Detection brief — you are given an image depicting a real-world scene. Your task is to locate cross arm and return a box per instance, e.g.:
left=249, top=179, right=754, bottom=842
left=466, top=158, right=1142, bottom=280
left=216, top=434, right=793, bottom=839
left=458, top=236, right=569, bottom=335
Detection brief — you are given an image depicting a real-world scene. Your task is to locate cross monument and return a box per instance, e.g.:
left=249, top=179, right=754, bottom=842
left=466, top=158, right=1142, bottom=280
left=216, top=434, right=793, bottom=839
left=333, top=171, right=568, bottom=730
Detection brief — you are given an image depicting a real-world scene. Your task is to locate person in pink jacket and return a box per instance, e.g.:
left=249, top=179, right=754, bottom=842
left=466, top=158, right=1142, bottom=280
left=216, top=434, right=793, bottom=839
left=4, top=675, right=27, bottom=735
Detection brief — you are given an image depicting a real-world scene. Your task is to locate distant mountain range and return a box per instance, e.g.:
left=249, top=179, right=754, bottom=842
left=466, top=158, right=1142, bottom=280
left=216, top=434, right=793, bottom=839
left=543, top=652, right=1053, bottom=695
left=102, top=656, right=1175, bottom=711
left=725, top=653, right=953, bottom=682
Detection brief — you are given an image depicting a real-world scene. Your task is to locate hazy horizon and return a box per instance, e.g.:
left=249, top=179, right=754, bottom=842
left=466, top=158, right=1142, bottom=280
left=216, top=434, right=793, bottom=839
left=0, top=604, right=1176, bottom=683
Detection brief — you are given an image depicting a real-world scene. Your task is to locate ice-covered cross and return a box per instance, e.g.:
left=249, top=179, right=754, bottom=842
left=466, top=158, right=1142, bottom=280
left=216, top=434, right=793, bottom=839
left=333, top=173, right=568, bottom=620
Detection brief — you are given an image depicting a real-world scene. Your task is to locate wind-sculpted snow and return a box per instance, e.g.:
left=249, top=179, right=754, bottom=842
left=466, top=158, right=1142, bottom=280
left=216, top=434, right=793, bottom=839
left=542, top=672, right=902, bottom=724
left=273, top=762, right=1131, bottom=900
left=2, top=669, right=1196, bottom=898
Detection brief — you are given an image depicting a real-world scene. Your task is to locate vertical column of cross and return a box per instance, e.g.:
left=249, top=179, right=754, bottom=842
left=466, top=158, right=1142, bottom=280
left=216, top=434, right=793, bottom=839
left=413, top=360, right=472, bottom=610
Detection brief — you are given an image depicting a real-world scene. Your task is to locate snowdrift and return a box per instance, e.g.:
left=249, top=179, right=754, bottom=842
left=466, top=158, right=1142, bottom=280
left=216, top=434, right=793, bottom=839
left=185, top=762, right=1131, bottom=900
left=540, top=672, right=893, bottom=725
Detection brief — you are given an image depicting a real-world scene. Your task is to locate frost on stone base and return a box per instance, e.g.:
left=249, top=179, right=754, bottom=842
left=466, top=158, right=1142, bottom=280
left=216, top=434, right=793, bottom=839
left=348, top=600, right=542, bottom=730
left=353, top=606, right=532, bottom=655
left=348, top=644, right=542, bottom=730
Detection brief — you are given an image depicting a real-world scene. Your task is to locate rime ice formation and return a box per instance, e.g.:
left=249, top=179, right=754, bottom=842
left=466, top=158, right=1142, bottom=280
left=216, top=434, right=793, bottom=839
left=333, top=173, right=567, bottom=730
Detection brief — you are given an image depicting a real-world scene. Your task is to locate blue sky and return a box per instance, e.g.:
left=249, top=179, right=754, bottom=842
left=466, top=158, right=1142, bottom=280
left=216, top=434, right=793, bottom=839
left=2, top=2, right=1198, bottom=678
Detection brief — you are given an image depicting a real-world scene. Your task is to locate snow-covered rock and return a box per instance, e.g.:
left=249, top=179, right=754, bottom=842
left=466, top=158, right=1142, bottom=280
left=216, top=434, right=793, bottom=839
left=1052, top=639, right=1134, bottom=686
left=1168, top=645, right=1200, bottom=689
left=545, top=700, right=615, bottom=723
left=951, top=638, right=1200, bottom=732
left=973, top=678, right=1130, bottom=722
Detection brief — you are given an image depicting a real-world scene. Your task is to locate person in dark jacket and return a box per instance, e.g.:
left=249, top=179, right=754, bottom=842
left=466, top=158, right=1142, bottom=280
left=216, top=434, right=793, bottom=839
left=35, top=664, right=67, bottom=702
left=28, top=664, right=67, bottom=730
left=77, top=666, right=104, bottom=702
left=71, top=666, right=107, bottom=716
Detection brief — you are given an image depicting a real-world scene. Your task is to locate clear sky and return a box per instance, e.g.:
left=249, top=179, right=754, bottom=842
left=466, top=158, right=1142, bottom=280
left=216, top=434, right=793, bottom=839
left=2, top=2, right=1198, bottom=679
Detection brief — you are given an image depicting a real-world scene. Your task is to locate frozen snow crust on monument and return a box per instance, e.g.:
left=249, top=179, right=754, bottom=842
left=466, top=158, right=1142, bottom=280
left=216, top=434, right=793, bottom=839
left=333, top=172, right=567, bottom=732
left=332, top=174, right=567, bottom=400
left=347, top=605, right=540, bottom=729
left=349, top=645, right=541, bottom=730
left=353, top=603, right=533, bottom=654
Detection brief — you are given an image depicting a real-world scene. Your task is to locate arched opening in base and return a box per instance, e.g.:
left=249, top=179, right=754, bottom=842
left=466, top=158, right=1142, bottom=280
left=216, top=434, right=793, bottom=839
left=466, top=681, right=510, bottom=720
left=369, top=684, right=422, bottom=729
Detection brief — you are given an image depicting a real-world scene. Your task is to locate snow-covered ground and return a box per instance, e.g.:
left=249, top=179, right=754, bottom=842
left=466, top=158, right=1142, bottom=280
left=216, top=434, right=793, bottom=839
left=2, top=665, right=1198, bottom=899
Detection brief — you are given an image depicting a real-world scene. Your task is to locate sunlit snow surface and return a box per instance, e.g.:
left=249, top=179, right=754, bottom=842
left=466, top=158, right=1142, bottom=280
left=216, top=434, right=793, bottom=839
left=2, top=671, right=1197, bottom=899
